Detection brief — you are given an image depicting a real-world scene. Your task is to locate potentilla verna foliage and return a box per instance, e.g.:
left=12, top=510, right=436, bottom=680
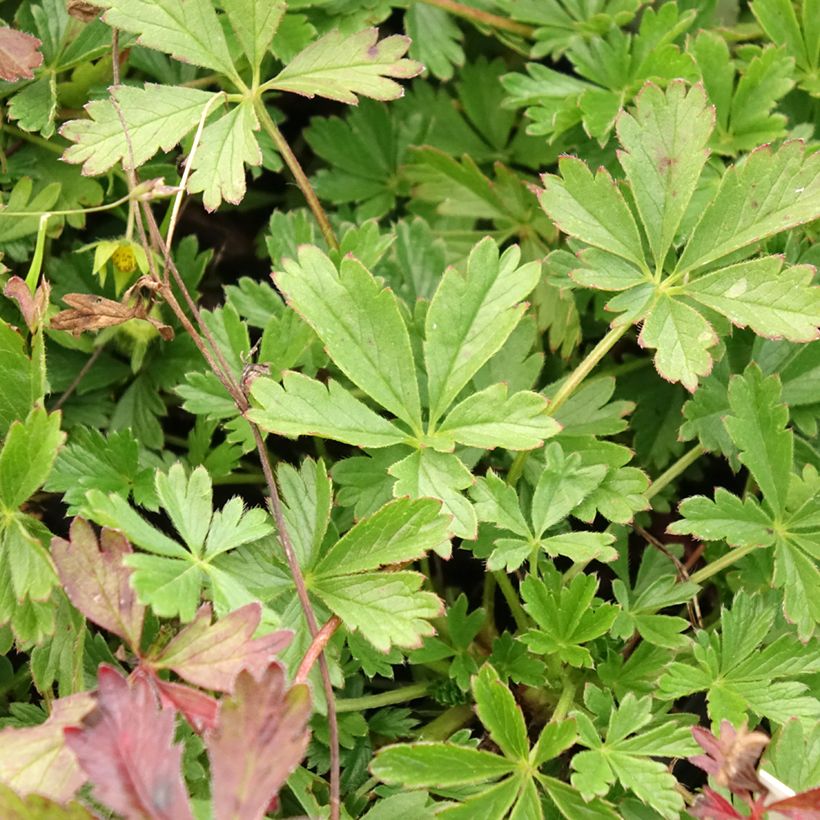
left=0, top=1, right=818, bottom=819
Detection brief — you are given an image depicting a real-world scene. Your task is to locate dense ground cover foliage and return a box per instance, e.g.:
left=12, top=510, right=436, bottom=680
left=0, top=0, right=818, bottom=817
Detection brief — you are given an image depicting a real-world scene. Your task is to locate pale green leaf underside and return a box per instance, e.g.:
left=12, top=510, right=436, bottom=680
left=269, top=28, right=421, bottom=104
left=248, top=371, right=409, bottom=449
left=61, top=85, right=218, bottom=175
left=223, top=0, right=285, bottom=70
left=187, top=100, right=262, bottom=211
left=100, top=0, right=237, bottom=77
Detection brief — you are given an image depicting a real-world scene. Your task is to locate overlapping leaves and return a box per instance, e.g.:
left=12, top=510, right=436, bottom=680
left=249, top=238, right=558, bottom=539
left=539, top=80, right=820, bottom=391
left=60, top=0, right=421, bottom=209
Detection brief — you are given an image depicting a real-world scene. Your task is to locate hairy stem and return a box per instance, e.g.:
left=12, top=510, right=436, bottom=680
left=646, top=444, right=706, bottom=501
left=254, top=100, right=339, bottom=250
left=550, top=675, right=577, bottom=723
left=336, top=682, right=431, bottom=713
left=689, top=542, right=761, bottom=585
left=420, top=0, right=535, bottom=37
left=417, top=705, right=475, bottom=741
left=507, top=322, right=631, bottom=485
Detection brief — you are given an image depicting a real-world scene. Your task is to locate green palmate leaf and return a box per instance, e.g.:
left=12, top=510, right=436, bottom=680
left=616, top=81, right=713, bottom=268
left=658, top=591, right=820, bottom=727
left=686, top=257, right=820, bottom=344
left=315, top=498, right=450, bottom=576
left=223, top=0, right=285, bottom=71
left=675, top=140, right=820, bottom=274
left=389, top=449, right=476, bottom=541
left=471, top=470, right=531, bottom=538
left=248, top=371, right=409, bottom=448
left=539, top=157, right=646, bottom=269
left=638, top=294, right=718, bottom=392
left=434, top=385, right=558, bottom=451
left=0, top=176, right=61, bottom=242
left=274, top=246, right=421, bottom=432
left=8, top=74, right=57, bottom=138
left=312, top=572, right=440, bottom=653
left=424, top=238, right=541, bottom=424
left=541, top=532, right=617, bottom=564
left=520, top=571, right=618, bottom=668
left=60, top=84, right=218, bottom=174
left=82, top=465, right=272, bottom=621
left=0, top=408, right=64, bottom=512
left=268, top=28, right=421, bottom=104
left=571, top=693, right=697, bottom=819
left=187, top=100, right=261, bottom=211
left=725, top=364, right=792, bottom=516
left=99, top=0, right=238, bottom=78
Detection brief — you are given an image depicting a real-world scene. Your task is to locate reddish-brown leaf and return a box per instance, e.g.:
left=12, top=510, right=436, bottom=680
left=768, top=787, right=820, bottom=819
left=691, top=721, right=769, bottom=795
left=206, top=663, right=311, bottom=820
left=0, top=27, right=43, bottom=82
left=64, top=666, right=193, bottom=820
left=0, top=693, right=94, bottom=802
left=690, top=788, right=743, bottom=820
left=3, top=277, right=50, bottom=332
left=52, top=518, right=144, bottom=651
left=151, top=678, right=219, bottom=733
left=150, top=602, right=291, bottom=693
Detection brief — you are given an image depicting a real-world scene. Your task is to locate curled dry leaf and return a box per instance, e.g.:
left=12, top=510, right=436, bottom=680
left=0, top=27, right=43, bottom=82
left=691, top=721, right=770, bottom=795
left=50, top=277, right=173, bottom=340
left=66, top=0, right=103, bottom=22
left=3, top=276, right=50, bottom=332
left=64, top=666, right=193, bottom=820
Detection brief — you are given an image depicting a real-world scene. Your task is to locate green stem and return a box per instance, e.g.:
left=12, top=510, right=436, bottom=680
left=417, top=705, right=474, bottom=741
left=211, top=472, right=266, bottom=486
left=507, top=322, right=631, bottom=486
left=480, top=572, right=498, bottom=644
left=2, top=124, right=64, bottom=154
left=419, top=0, right=535, bottom=37
left=336, top=682, right=431, bottom=713
left=0, top=190, right=144, bottom=220
left=646, top=444, right=705, bottom=501
left=253, top=100, right=338, bottom=250
left=550, top=676, right=577, bottom=723
left=493, top=571, right=529, bottom=632
left=689, top=543, right=761, bottom=586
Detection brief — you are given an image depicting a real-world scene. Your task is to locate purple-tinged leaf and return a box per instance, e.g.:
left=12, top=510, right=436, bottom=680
left=150, top=602, right=291, bottom=693
left=51, top=518, right=144, bottom=651
left=64, top=666, right=193, bottom=820
left=207, top=663, right=311, bottom=820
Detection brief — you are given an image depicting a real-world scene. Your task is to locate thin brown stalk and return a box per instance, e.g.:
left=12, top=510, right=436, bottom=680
left=420, top=0, right=535, bottom=37
left=254, top=101, right=338, bottom=250
left=295, top=616, right=342, bottom=684
left=52, top=345, right=104, bottom=411
left=108, top=31, right=340, bottom=818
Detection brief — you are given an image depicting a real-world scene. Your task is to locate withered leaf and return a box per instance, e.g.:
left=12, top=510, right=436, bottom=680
left=51, top=290, right=173, bottom=340
left=0, top=27, right=43, bottom=82
left=3, top=276, right=50, bottom=332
